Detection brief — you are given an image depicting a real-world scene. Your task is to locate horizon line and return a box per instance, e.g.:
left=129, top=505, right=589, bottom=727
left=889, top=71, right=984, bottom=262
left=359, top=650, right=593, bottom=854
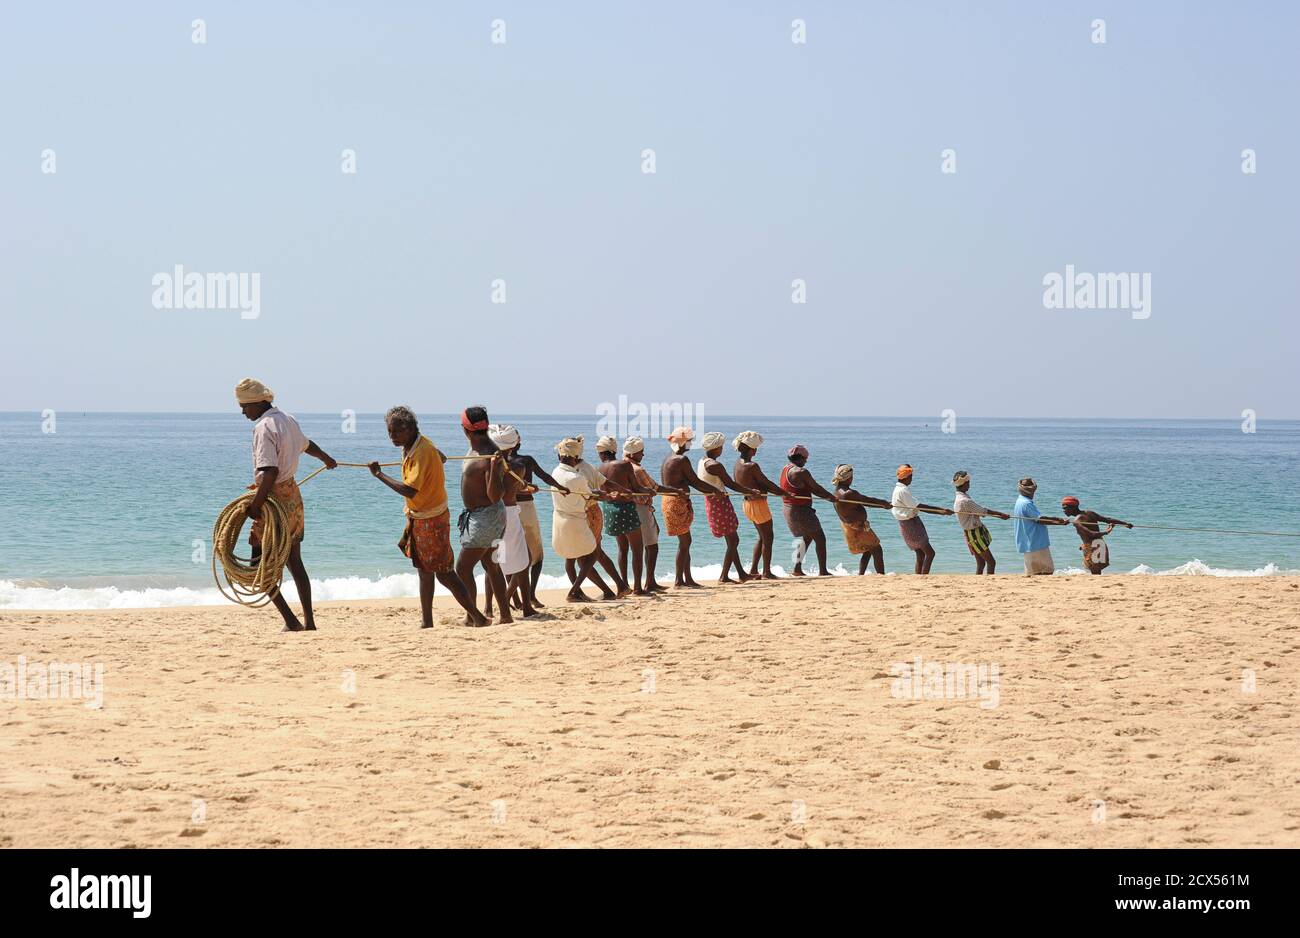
left=2, top=410, right=1293, bottom=422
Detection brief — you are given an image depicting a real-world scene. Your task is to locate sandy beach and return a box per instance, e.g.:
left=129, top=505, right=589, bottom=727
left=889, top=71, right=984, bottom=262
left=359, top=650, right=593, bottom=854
left=2, top=576, right=1297, bottom=848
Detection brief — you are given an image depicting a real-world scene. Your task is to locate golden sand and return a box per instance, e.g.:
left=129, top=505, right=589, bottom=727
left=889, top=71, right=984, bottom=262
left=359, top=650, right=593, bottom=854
left=2, top=576, right=1297, bottom=848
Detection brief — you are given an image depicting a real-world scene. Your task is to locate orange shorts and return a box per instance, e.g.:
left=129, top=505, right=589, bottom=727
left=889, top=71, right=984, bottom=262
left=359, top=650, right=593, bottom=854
left=742, top=497, right=772, bottom=525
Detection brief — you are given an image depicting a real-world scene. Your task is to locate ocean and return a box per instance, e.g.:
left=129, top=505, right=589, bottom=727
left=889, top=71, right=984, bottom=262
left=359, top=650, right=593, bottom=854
left=3, top=412, right=1298, bottom=609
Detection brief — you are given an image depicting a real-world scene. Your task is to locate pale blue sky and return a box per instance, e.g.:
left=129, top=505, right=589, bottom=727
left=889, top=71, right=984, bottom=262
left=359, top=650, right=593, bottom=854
left=1, top=1, right=1296, bottom=417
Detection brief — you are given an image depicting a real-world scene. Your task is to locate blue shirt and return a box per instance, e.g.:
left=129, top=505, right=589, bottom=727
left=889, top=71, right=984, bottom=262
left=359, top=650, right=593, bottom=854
left=1012, top=495, right=1051, bottom=554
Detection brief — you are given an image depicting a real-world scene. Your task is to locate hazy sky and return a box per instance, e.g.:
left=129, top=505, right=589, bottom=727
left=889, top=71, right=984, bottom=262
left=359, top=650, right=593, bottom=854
left=2, top=1, right=1296, bottom=418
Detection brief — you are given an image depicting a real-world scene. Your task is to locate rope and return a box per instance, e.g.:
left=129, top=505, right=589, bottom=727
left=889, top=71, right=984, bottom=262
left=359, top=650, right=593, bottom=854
left=215, top=455, right=1300, bottom=608
left=211, top=491, right=295, bottom=608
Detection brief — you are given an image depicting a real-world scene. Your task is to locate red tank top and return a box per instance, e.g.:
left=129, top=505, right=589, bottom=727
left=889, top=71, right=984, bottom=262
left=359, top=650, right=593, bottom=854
left=780, top=465, right=803, bottom=508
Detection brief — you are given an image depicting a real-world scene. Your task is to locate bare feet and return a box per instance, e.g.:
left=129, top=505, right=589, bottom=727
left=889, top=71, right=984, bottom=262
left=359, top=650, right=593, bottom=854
left=566, top=590, right=592, bottom=603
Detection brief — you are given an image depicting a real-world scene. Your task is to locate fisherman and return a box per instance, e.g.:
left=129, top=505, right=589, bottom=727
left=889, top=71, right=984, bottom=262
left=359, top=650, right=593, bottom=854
left=578, top=440, right=632, bottom=597
left=780, top=445, right=839, bottom=577
left=494, top=428, right=569, bottom=610
left=455, top=406, right=512, bottom=623
left=551, top=436, right=619, bottom=602
left=595, top=436, right=653, bottom=594
left=891, top=464, right=954, bottom=575
left=732, top=431, right=787, bottom=579
left=235, top=377, right=337, bottom=632
left=830, top=464, right=890, bottom=575
left=660, top=426, right=719, bottom=588
left=368, top=406, right=488, bottom=627
left=482, top=424, right=539, bottom=617
left=952, top=470, right=1011, bottom=575
left=1060, top=496, right=1132, bottom=574
left=623, top=436, right=674, bottom=593
left=1011, top=477, right=1068, bottom=575
left=696, top=431, right=762, bottom=584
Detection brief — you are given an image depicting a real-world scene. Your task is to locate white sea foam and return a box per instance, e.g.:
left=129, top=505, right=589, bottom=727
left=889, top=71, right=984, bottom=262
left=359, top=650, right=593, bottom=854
left=1, top=559, right=1295, bottom=610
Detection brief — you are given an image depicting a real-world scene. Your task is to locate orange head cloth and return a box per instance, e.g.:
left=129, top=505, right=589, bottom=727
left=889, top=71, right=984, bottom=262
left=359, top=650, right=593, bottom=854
left=897, top=464, right=913, bottom=480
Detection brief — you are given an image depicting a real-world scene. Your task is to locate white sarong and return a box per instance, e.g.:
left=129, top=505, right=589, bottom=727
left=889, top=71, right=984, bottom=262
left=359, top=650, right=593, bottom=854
left=496, top=504, right=530, bottom=576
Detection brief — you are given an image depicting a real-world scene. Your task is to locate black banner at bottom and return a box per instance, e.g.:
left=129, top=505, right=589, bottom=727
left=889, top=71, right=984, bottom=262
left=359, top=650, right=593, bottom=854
left=1, top=848, right=1283, bottom=924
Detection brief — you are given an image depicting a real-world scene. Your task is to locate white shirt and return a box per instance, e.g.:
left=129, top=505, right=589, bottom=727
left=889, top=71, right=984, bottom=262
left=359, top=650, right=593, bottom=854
left=251, top=407, right=308, bottom=483
left=891, top=482, right=919, bottom=520
left=551, top=463, right=592, bottom=517
left=576, top=460, right=606, bottom=493
left=953, top=490, right=990, bottom=531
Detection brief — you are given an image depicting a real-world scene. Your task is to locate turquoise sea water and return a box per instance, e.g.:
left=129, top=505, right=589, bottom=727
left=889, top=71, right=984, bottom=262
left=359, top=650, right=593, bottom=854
left=2, top=412, right=1298, bottom=608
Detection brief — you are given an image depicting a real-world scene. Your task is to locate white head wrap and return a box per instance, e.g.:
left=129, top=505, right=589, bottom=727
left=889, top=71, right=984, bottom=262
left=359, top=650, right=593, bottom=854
left=700, top=431, right=726, bottom=452
left=623, top=436, right=645, bottom=455
left=595, top=436, right=618, bottom=454
left=733, top=431, right=763, bottom=452
left=488, top=424, right=520, bottom=450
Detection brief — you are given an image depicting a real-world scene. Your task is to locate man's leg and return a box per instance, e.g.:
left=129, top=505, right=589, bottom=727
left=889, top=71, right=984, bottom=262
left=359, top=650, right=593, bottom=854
left=434, top=569, right=488, bottom=626
left=921, top=544, right=936, bottom=575
left=913, top=549, right=925, bottom=575
left=644, top=543, right=663, bottom=592
left=594, top=546, right=629, bottom=596
left=455, top=548, right=485, bottom=621
left=791, top=534, right=809, bottom=576
left=284, top=541, right=314, bottom=630
left=625, top=529, right=645, bottom=593
left=813, top=528, right=829, bottom=576
left=677, top=533, right=701, bottom=587
left=567, top=555, right=594, bottom=601
left=759, top=521, right=776, bottom=577
left=529, top=558, right=546, bottom=607
left=617, top=535, right=630, bottom=588
left=481, top=557, right=513, bottom=624
left=418, top=570, right=436, bottom=628
left=870, top=545, right=885, bottom=574
left=749, top=528, right=762, bottom=576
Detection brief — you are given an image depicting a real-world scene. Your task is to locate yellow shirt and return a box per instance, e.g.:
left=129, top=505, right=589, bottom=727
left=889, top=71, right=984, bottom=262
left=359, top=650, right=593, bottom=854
left=402, top=435, right=448, bottom=517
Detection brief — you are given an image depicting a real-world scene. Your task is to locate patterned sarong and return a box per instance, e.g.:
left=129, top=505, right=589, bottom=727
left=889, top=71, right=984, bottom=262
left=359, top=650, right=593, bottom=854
left=402, top=512, right=454, bottom=573
left=840, top=519, right=880, bottom=554
left=602, top=499, right=641, bottom=537
left=963, top=523, right=993, bottom=556
left=586, top=499, right=603, bottom=539
left=705, top=494, right=739, bottom=537
left=661, top=493, right=694, bottom=536
left=250, top=478, right=304, bottom=548
left=1080, top=539, right=1109, bottom=572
